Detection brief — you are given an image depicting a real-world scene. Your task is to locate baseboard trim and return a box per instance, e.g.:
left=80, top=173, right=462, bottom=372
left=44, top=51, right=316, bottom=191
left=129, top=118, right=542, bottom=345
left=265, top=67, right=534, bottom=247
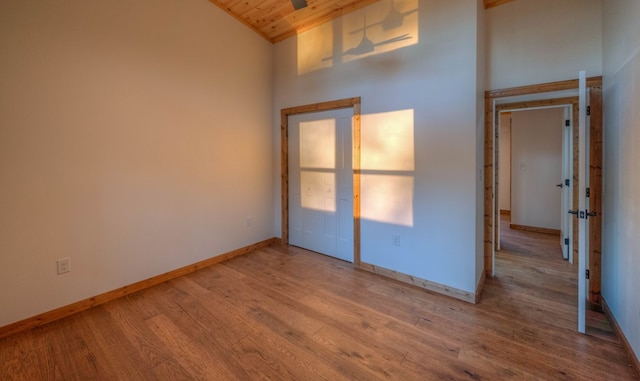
left=602, top=297, right=640, bottom=377
left=0, top=237, right=278, bottom=341
left=358, top=261, right=476, bottom=304
left=510, top=223, right=560, bottom=236
left=475, top=270, right=486, bottom=303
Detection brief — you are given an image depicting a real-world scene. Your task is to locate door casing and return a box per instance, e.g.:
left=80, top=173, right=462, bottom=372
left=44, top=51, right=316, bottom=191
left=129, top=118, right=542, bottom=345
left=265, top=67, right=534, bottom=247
left=281, top=97, right=362, bottom=266
left=484, top=78, right=603, bottom=305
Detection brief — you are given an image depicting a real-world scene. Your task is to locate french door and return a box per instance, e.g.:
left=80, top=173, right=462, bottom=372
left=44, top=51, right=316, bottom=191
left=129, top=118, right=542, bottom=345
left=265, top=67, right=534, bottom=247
left=288, top=109, right=354, bottom=262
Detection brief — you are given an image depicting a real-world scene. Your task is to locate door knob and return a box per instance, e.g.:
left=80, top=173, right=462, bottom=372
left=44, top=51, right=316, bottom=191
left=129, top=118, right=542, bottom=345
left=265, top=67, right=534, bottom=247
left=556, top=183, right=564, bottom=189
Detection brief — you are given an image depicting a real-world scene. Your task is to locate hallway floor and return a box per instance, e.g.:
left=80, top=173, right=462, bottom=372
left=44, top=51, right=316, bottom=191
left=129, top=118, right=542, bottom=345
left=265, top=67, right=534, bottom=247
left=497, top=212, right=617, bottom=342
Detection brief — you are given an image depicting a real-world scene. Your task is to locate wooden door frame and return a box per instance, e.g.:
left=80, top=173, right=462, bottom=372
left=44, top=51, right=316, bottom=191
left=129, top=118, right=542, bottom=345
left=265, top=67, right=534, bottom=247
left=281, top=97, right=362, bottom=266
left=484, top=77, right=603, bottom=304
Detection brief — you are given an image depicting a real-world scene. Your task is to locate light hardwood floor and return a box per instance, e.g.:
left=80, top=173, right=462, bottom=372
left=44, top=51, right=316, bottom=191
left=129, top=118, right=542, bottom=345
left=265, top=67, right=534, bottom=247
left=1, top=241, right=638, bottom=380
left=498, top=213, right=618, bottom=341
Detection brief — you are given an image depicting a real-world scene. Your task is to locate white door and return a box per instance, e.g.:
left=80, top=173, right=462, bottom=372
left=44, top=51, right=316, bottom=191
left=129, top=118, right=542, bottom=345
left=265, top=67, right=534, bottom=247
left=577, top=70, right=589, bottom=334
left=289, top=109, right=354, bottom=262
left=561, top=106, right=573, bottom=261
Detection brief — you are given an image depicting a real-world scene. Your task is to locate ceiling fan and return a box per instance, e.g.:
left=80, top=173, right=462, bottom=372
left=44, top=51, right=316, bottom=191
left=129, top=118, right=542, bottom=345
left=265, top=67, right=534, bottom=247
left=291, top=0, right=308, bottom=10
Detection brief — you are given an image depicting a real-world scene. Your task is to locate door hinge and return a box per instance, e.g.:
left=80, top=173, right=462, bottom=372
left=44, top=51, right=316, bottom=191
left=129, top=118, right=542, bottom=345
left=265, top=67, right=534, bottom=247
left=586, top=188, right=590, bottom=197
left=587, top=106, right=591, bottom=116
left=565, top=120, right=570, bottom=127
left=586, top=269, right=590, bottom=279
left=565, top=179, right=570, bottom=187
left=564, top=238, right=569, bottom=246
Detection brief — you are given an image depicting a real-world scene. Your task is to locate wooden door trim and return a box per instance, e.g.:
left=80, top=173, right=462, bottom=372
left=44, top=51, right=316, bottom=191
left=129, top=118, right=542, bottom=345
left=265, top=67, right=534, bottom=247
left=588, top=85, right=602, bottom=304
left=484, top=77, right=603, bottom=305
left=487, top=77, right=603, bottom=99
left=495, top=97, right=578, bottom=112
left=281, top=97, right=362, bottom=266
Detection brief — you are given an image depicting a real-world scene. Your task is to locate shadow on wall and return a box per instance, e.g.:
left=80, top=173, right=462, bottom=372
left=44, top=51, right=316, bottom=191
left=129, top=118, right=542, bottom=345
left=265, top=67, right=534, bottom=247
left=297, top=0, right=419, bottom=75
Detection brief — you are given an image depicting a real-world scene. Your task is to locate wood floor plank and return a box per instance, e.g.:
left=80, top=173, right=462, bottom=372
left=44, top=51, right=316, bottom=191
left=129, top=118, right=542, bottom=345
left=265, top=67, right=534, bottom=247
left=230, top=334, right=317, bottom=381
left=147, top=284, right=259, bottom=380
left=144, top=313, right=234, bottom=380
left=0, top=331, right=47, bottom=381
left=97, top=298, right=194, bottom=380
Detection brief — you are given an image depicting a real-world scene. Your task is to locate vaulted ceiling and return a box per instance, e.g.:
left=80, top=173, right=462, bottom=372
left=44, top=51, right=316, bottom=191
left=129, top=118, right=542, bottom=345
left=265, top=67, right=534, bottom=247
left=209, top=0, right=515, bottom=43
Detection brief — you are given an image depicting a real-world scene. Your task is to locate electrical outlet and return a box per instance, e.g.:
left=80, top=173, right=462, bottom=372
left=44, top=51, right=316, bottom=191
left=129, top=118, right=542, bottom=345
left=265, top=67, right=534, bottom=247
left=246, top=216, right=254, bottom=227
left=392, top=235, right=401, bottom=246
left=57, top=257, right=70, bottom=274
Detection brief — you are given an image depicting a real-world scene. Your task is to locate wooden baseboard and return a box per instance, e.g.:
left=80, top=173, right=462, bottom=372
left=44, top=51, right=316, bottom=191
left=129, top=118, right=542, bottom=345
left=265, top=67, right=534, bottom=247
left=475, top=270, right=486, bottom=303
left=358, top=262, right=476, bottom=304
left=509, top=223, right=560, bottom=236
left=0, top=237, right=278, bottom=341
left=500, top=210, right=511, bottom=216
left=602, top=297, right=640, bottom=378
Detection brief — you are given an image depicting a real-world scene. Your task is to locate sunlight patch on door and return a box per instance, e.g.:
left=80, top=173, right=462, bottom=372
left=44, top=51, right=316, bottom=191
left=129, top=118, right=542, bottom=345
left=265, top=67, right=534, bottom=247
left=300, top=172, right=336, bottom=212
left=300, top=118, right=335, bottom=169
left=299, top=118, right=337, bottom=212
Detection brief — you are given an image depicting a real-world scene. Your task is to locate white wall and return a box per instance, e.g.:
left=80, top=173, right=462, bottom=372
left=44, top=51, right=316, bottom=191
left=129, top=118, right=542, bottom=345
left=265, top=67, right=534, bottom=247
left=274, top=0, right=484, bottom=293
left=485, top=0, right=602, bottom=90
left=602, top=0, right=640, bottom=362
left=499, top=113, right=511, bottom=212
left=511, top=108, right=563, bottom=230
left=0, top=0, right=274, bottom=327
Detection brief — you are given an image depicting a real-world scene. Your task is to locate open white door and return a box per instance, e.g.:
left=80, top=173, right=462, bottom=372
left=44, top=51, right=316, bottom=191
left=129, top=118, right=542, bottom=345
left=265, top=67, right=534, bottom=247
left=561, top=106, right=573, bottom=261
left=496, top=113, right=502, bottom=252
left=577, top=71, right=588, bottom=334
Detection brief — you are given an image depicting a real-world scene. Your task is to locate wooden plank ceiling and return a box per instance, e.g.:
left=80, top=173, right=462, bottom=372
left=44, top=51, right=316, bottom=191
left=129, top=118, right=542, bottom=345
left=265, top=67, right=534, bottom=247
left=209, top=0, right=515, bottom=44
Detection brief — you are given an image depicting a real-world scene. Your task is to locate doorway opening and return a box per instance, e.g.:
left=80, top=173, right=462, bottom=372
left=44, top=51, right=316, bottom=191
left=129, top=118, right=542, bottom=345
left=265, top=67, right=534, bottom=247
left=496, top=102, right=576, bottom=261
left=497, top=105, right=572, bottom=255
left=484, top=77, right=604, bottom=335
